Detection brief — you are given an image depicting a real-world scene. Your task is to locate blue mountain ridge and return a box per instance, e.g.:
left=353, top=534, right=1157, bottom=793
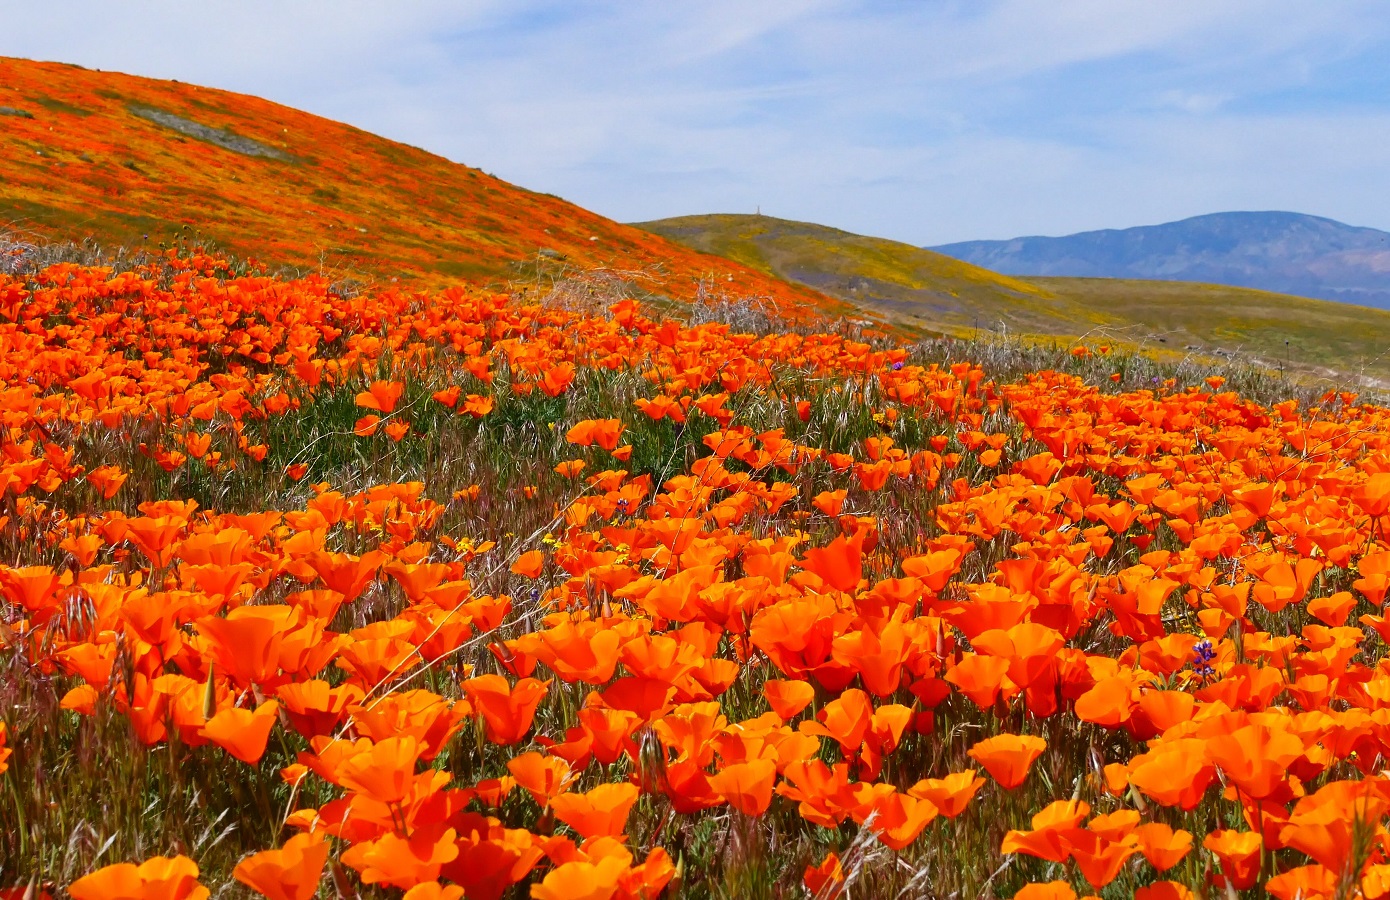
left=930, top=211, right=1390, bottom=310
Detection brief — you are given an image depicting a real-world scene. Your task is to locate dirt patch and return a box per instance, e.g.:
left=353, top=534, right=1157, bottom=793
left=127, top=104, right=293, bottom=161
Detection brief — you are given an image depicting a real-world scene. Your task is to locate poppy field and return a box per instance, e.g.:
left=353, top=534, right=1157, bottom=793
left=4, top=248, right=1390, bottom=899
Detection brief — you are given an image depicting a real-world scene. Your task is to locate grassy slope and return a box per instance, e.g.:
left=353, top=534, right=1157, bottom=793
left=0, top=58, right=842, bottom=314
left=639, top=213, right=1390, bottom=383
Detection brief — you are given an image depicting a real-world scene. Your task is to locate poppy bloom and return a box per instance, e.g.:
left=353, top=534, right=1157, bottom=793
left=550, top=782, right=640, bottom=838
left=70, top=856, right=208, bottom=900
left=908, top=769, right=985, bottom=818
left=1202, top=830, right=1262, bottom=890
left=510, top=550, right=545, bottom=578
left=463, top=675, right=549, bottom=745
left=763, top=679, right=816, bottom=719
left=967, top=733, right=1046, bottom=789
left=803, top=851, right=844, bottom=899
left=199, top=699, right=280, bottom=764
left=355, top=379, right=404, bottom=413
left=234, top=833, right=331, bottom=900
left=709, top=757, right=777, bottom=816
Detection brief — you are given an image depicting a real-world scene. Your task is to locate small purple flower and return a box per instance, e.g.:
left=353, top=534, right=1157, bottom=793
left=892, top=361, right=904, bottom=371
left=1190, top=639, right=1216, bottom=678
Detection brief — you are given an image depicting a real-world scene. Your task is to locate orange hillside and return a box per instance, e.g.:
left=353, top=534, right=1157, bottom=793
left=0, top=56, right=836, bottom=310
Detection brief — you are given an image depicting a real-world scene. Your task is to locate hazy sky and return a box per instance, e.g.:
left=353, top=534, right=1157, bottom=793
left=8, top=2, right=1390, bottom=244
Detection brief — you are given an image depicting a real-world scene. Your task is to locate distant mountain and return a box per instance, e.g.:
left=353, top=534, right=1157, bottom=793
left=931, top=212, right=1390, bottom=309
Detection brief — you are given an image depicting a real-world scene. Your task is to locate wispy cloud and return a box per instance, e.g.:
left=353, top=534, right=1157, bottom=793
left=6, top=1, right=1390, bottom=244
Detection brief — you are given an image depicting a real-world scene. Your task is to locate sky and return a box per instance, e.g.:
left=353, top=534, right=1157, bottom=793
left=7, top=1, right=1390, bottom=245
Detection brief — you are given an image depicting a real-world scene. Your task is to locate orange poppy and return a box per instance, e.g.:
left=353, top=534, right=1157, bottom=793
left=1202, top=830, right=1262, bottom=890
left=506, top=751, right=575, bottom=806
left=907, top=769, right=985, bottom=818
left=463, top=675, right=550, bottom=745
left=967, top=733, right=1046, bottom=789
left=1132, top=822, right=1192, bottom=872
left=355, top=379, right=404, bottom=413
left=550, top=782, right=640, bottom=838
left=763, top=679, right=816, bottom=719
left=199, top=699, right=280, bottom=764
left=70, top=856, right=208, bottom=900
left=708, top=757, right=777, bottom=816
left=510, top=550, right=545, bottom=578
left=233, top=833, right=331, bottom=900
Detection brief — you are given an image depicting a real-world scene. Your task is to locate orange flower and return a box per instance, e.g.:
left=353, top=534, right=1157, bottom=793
left=540, top=362, right=577, bottom=397
left=763, top=679, right=815, bottom=719
left=86, top=464, right=129, bottom=499
left=1126, top=738, right=1216, bottom=810
left=233, top=833, right=331, bottom=900
left=1134, top=884, right=1194, bottom=900
left=506, top=751, right=575, bottom=806
left=336, top=736, right=423, bottom=804
left=70, top=856, right=208, bottom=900
left=967, top=733, right=1046, bottom=789
left=1001, top=799, right=1090, bottom=863
left=355, top=379, right=404, bottom=413
left=340, top=827, right=460, bottom=888
left=907, top=769, right=985, bottom=818
left=554, top=459, right=585, bottom=478
left=566, top=418, right=625, bottom=451
left=1204, top=723, right=1303, bottom=800
left=1073, top=676, right=1134, bottom=727
left=550, top=782, right=640, bottom=838
left=803, top=851, right=844, bottom=899
left=1202, top=830, right=1262, bottom=890
left=1133, top=822, right=1193, bottom=872
left=461, top=394, right=494, bottom=417
left=199, top=699, right=280, bottom=764
left=510, top=549, right=545, bottom=578
left=801, top=532, right=864, bottom=593
left=530, top=855, right=629, bottom=900
left=404, top=885, right=463, bottom=900
left=944, top=654, right=1012, bottom=709
left=431, top=386, right=461, bottom=408
left=1013, top=883, right=1076, bottom=900
left=1066, top=829, right=1137, bottom=888
left=709, top=758, right=778, bottom=816
left=463, top=675, right=549, bottom=745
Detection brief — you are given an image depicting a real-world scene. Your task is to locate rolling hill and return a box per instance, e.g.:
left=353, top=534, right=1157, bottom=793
left=0, top=56, right=839, bottom=314
left=637, top=213, right=1390, bottom=383
left=931, top=211, right=1390, bottom=309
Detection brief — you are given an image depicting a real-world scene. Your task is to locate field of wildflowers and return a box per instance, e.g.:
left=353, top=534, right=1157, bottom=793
left=2, top=246, right=1390, bottom=900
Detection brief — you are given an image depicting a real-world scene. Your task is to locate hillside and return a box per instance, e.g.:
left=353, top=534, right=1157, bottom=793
left=0, top=57, right=839, bottom=313
left=638, top=213, right=1390, bottom=383
left=636, top=213, right=1084, bottom=333
left=931, top=211, right=1390, bottom=309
